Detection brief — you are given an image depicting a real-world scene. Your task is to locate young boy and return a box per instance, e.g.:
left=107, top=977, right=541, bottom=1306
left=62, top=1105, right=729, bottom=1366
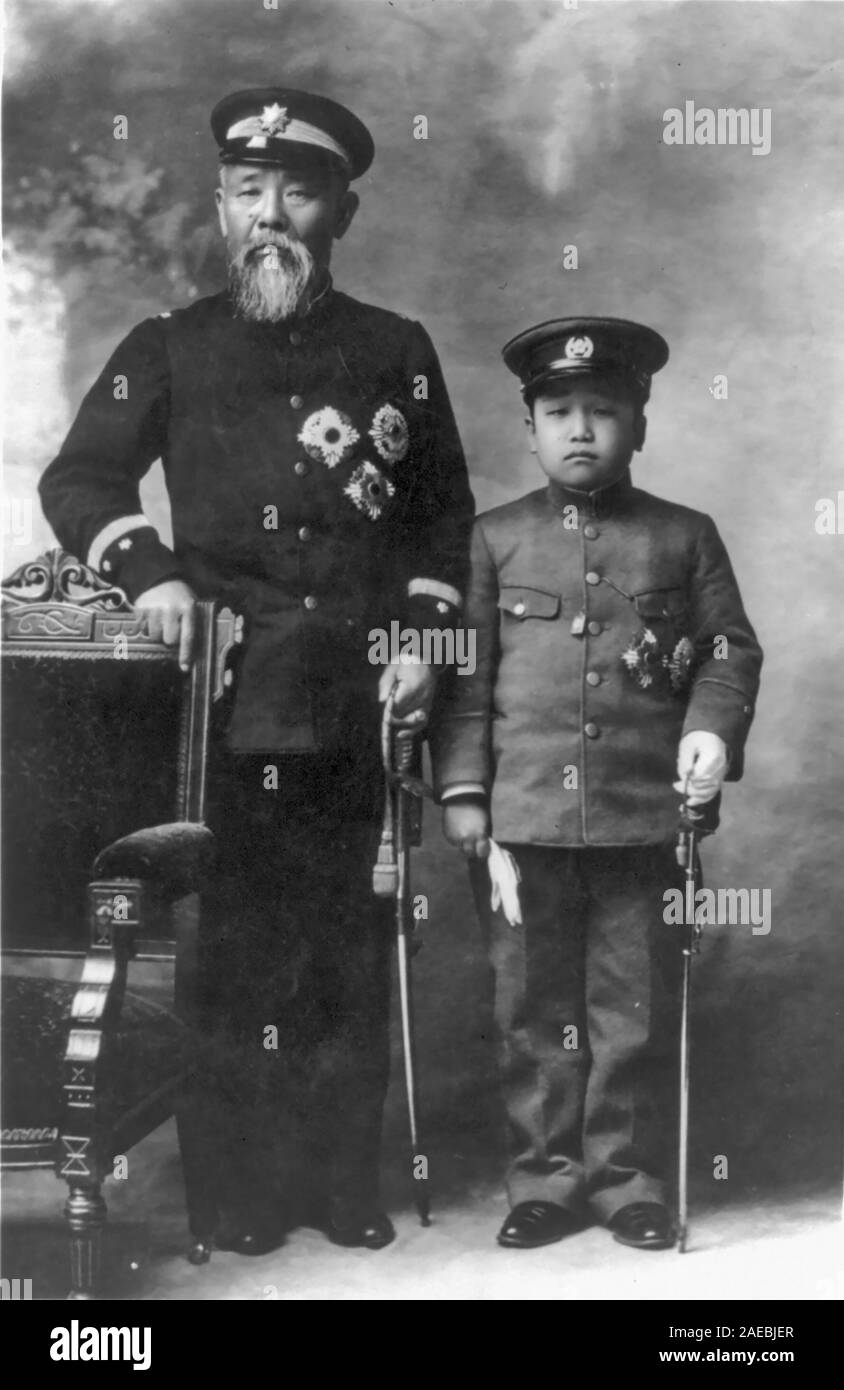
left=431, top=318, right=762, bottom=1251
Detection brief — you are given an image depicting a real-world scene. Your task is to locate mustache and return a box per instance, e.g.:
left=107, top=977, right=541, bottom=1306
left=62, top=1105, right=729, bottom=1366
left=236, top=235, right=301, bottom=264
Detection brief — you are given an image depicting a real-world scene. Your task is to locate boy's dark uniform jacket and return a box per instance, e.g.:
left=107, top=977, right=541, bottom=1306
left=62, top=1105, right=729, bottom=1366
left=432, top=474, right=763, bottom=845
left=39, top=287, right=474, bottom=752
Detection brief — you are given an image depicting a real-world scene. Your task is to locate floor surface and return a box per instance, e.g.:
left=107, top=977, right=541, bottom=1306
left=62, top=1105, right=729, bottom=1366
left=2, top=1119, right=840, bottom=1301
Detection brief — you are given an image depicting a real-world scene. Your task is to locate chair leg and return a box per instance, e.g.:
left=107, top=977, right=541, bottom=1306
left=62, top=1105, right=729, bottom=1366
left=64, top=1181, right=107, bottom=1300
left=176, top=1090, right=220, bottom=1262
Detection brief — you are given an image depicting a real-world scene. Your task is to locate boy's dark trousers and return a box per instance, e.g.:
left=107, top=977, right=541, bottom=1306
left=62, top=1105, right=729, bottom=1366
left=178, top=743, right=393, bottom=1236
left=471, top=843, right=688, bottom=1220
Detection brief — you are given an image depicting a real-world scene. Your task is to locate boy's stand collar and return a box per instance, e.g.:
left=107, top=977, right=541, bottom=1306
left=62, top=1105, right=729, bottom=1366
left=548, top=469, right=633, bottom=520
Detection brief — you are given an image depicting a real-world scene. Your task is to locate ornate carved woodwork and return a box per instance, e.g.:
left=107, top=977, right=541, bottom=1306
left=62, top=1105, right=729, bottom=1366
left=1, top=549, right=242, bottom=1297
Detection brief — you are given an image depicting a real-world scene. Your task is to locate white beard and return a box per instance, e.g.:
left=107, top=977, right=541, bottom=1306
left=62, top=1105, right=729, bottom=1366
left=228, top=237, right=317, bottom=322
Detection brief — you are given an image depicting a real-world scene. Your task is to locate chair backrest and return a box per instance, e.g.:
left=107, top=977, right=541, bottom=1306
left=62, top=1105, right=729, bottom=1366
left=2, top=548, right=241, bottom=959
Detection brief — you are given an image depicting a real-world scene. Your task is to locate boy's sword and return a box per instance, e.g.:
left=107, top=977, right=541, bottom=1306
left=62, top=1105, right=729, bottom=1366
left=675, top=784, right=719, bottom=1254
left=676, top=821, right=701, bottom=1255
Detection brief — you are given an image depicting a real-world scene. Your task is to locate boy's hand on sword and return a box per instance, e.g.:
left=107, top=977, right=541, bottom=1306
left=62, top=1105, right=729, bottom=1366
left=673, top=730, right=728, bottom=806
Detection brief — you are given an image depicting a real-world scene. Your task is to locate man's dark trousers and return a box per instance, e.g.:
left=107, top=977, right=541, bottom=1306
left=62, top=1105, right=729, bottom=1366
left=179, top=740, right=393, bottom=1235
left=471, top=844, right=688, bottom=1221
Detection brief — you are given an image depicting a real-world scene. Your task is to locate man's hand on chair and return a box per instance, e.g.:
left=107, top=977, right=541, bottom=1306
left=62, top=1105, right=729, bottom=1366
left=135, top=580, right=197, bottom=673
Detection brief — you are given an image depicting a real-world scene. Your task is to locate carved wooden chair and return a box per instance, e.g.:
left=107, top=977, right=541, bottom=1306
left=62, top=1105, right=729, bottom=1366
left=1, top=548, right=241, bottom=1299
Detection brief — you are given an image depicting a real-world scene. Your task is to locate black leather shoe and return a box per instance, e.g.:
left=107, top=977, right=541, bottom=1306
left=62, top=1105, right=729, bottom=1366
left=497, top=1201, right=583, bottom=1249
left=187, top=1239, right=213, bottom=1265
left=215, top=1219, right=287, bottom=1257
left=608, top=1202, right=675, bottom=1250
left=326, top=1204, right=395, bottom=1250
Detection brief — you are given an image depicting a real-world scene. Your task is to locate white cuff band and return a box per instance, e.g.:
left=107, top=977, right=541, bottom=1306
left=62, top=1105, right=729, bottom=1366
left=87, top=515, right=151, bottom=572
left=441, top=783, right=486, bottom=800
left=408, top=578, right=462, bottom=610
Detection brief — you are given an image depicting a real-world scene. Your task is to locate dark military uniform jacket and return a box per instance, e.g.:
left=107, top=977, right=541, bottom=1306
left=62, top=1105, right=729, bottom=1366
left=40, top=286, right=474, bottom=752
left=431, top=473, right=763, bottom=845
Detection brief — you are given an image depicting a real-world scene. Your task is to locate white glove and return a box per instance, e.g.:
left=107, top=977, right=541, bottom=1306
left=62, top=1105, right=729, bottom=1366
left=488, top=839, right=523, bottom=927
left=674, top=730, right=729, bottom=806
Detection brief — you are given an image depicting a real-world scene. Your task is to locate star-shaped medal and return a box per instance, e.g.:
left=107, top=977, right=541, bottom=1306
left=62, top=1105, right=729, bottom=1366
left=259, top=103, right=291, bottom=136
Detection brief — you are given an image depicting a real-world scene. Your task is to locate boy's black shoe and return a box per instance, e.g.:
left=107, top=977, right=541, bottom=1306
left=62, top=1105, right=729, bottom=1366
left=497, top=1201, right=583, bottom=1249
left=608, top=1202, right=675, bottom=1250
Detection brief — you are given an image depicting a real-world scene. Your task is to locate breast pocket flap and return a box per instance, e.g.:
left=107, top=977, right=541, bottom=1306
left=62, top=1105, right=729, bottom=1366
left=632, top=587, right=688, bottom=621
left=498, top=586, right=561, bottom=620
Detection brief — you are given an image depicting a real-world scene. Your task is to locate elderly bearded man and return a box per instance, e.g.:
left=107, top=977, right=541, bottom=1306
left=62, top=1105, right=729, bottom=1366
left=40, top=87, right=474, bottom=1257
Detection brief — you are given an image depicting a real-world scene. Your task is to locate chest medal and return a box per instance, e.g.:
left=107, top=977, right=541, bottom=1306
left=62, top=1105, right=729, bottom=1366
left=621, top=628, right=695, bottom=694
left=296, top=402, right=408, bottom=520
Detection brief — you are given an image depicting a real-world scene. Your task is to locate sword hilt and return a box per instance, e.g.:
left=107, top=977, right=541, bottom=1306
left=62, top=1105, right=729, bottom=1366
left=678, top=791, right=721, bottom=837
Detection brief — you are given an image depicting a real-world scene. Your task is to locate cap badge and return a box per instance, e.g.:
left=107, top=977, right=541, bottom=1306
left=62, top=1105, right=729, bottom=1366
left=259, top=104, right=291, bottom=136
left=564, top=335, right=594, bottom=360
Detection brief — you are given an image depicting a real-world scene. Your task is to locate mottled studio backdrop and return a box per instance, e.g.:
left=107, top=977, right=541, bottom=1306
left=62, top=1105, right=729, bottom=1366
left=4, top=0, right=842, bottom=1241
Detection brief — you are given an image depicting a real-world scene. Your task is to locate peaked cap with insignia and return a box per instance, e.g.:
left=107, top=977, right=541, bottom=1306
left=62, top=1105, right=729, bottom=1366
left=502, top=317, right=669, bottom=403
left=211, top=87, right=374, bottom=178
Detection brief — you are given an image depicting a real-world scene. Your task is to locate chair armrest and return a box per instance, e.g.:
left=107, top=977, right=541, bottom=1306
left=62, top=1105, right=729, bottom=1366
left=93, top=822, right=215, bottom=898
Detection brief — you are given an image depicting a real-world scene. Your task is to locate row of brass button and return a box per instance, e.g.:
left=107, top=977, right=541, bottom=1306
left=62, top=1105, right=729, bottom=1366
left=584, top=550, right=604, bottom=737
left=293, top=441, right=312, bottom=603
